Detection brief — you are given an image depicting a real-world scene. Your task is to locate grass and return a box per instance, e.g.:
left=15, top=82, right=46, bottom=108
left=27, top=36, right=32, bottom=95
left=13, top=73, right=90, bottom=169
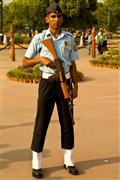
left=90, top=47, right=120, bottom=69
left=7, top=64, right=84, bottom=83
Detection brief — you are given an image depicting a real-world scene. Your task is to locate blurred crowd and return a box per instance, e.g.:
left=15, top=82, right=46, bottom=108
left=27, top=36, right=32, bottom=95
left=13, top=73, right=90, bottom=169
left=73, top=28, right=111, bottom=55
left=1, top=26, right=112, bottom=56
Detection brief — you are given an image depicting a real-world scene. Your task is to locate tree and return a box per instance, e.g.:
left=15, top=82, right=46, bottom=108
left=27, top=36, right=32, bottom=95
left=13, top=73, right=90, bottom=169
left=3, top=0, right=97, bottom=33
left=3, top=0, right=49, bottom=33
left=94, top=3, right=108, bottom=30
left=104, top=0, right=120, bottom=31
left=4, top=0, right=112, bottom=34
left=94, top=0, right=120, bottom=32
left=59, top=0, right=97, bottom=30
left=88, top=0, right=97, bottom=11
left=59, top=0, right=87, bottom=17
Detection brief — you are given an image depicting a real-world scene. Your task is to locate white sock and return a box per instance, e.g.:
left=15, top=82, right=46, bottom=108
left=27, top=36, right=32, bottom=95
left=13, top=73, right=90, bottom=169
left=32, top=151, right=42, bottom=170
left=64, top=149, right=74, bottom=166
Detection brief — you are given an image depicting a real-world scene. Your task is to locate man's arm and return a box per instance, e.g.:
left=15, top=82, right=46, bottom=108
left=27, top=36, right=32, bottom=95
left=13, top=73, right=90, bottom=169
left=22, top=56, right=54, bottom=68
left=70, top=61, right=78, bottom=99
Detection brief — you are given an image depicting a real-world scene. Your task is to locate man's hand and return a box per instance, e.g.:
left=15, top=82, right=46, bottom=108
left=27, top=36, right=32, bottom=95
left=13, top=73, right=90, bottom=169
left=70, top=62, right=78, bottom=99
left=41, top=57, right=55, bottom=68
left=71, top=85, right=78, bottom=99
left=46, top=61, right=55, bottom=68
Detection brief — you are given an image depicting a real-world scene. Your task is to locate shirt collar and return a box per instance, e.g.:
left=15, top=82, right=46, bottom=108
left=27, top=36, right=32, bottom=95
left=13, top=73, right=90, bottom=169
left=46, top=28, right=65, bottom=39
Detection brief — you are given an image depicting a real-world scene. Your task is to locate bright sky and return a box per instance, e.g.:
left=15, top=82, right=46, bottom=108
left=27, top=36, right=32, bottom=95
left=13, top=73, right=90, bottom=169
left=3, top=0, right=12, bottom=4
left=97, top=0, right=104, bottom=2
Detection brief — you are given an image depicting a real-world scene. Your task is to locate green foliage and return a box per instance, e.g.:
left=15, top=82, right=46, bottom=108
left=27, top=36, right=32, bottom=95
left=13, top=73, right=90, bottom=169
left=3, top=0, right=120, bottom=33
left=7, top=64, right=41, bottom=81
left=14, top=35, right=23, bottom=44
left=7, top=64, right=83, bottom=82
left=95, top=0, right=120, bottom=31
left=3, top=0, right=97, bottom=32
left=3, top=0, right=49, bottom=32
left=22, top=36, right=32, bottom=44
left=14, top=35, right=32, bottom=44
left=88, top=0, right=97, bottom=11
left=90, top=48, right=120, bottom=67
left=60, top=0, right=97, bottom=30
left=94, top=3, right=107, bottom=29
left=59, top=0, right=82, bottom=17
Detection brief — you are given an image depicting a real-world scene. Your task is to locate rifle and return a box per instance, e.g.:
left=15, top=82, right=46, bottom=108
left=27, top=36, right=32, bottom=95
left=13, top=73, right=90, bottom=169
left=42, top=37, right=75, bottom=125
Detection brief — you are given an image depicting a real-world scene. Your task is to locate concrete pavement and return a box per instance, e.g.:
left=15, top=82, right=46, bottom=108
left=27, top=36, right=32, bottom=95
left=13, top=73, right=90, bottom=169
left=0, top=48, right=120, bottom=179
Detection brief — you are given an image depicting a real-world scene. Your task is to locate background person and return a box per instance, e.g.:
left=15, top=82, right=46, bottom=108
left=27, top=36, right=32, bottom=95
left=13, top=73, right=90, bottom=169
left=97, top=28, right=104, bottom=54
left=86, top=29, right=92, bottom=55
left=97, top=28, right=108, bottom=54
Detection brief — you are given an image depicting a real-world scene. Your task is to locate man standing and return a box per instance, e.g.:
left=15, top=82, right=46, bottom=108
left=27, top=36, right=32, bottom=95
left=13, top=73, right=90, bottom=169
left=22, top=2, right=79, bottom=178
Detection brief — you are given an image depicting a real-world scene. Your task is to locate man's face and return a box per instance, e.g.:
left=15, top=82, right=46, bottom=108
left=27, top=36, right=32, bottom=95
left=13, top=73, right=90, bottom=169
left=46, top=13, right=63, bottom=30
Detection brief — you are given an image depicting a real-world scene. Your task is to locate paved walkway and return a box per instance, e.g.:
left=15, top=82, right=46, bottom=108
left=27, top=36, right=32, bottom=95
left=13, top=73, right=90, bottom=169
left=0, top=48, right=120, bottom=180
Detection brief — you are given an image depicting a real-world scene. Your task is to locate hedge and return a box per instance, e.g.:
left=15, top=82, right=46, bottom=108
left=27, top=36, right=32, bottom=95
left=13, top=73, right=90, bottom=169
left=90, top=48, right=120, bottom=69
left=14, top=35, right=32, bottom=44
left=7, top=64, right=84, bottom=83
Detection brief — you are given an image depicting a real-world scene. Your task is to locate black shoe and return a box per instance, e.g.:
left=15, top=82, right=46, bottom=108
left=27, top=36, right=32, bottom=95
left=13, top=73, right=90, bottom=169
left=64, top=164, right=79, bottom=175
left=32, top=169, right=43, bottom=178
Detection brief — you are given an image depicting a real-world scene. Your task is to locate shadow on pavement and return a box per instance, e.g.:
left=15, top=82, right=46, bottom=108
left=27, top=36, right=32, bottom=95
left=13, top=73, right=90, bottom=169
left=0, top=122, right=34, bottom=130
left=44, top=156, right=120, bottom=177
left=0, top=148, right=51, bottom=170
left=81, top=76, right=95, bottom=82
left=0, top=147, right=120, bottom=177
left=0, top=120, right=58, bottom=130
left=76, top=156, right=120, bottom=173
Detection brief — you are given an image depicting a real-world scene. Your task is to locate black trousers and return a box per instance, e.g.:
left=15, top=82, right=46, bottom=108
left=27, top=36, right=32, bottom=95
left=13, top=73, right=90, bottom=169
left=31, top=78, right=74, bottom=152
left=98, top=43, right=103, bottom=54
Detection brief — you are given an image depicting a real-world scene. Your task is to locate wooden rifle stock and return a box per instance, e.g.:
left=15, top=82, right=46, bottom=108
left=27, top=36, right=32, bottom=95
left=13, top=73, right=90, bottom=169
left=42, top=37, right=70, bottom=99
left=42, top=37, right=75, bottom=125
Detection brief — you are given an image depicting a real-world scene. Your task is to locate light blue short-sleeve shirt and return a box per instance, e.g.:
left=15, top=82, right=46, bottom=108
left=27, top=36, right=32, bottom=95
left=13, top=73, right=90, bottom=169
left=24, top=29, right=79, bottom=74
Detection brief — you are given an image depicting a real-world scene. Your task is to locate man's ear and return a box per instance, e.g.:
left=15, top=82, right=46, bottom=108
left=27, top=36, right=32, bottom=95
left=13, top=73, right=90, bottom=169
left=45, top=16, right=49, bottom=24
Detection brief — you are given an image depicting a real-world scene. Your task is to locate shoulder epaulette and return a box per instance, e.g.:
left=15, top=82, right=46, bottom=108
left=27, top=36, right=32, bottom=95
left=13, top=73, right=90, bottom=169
left=64, top=31, right=73, bottom=38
